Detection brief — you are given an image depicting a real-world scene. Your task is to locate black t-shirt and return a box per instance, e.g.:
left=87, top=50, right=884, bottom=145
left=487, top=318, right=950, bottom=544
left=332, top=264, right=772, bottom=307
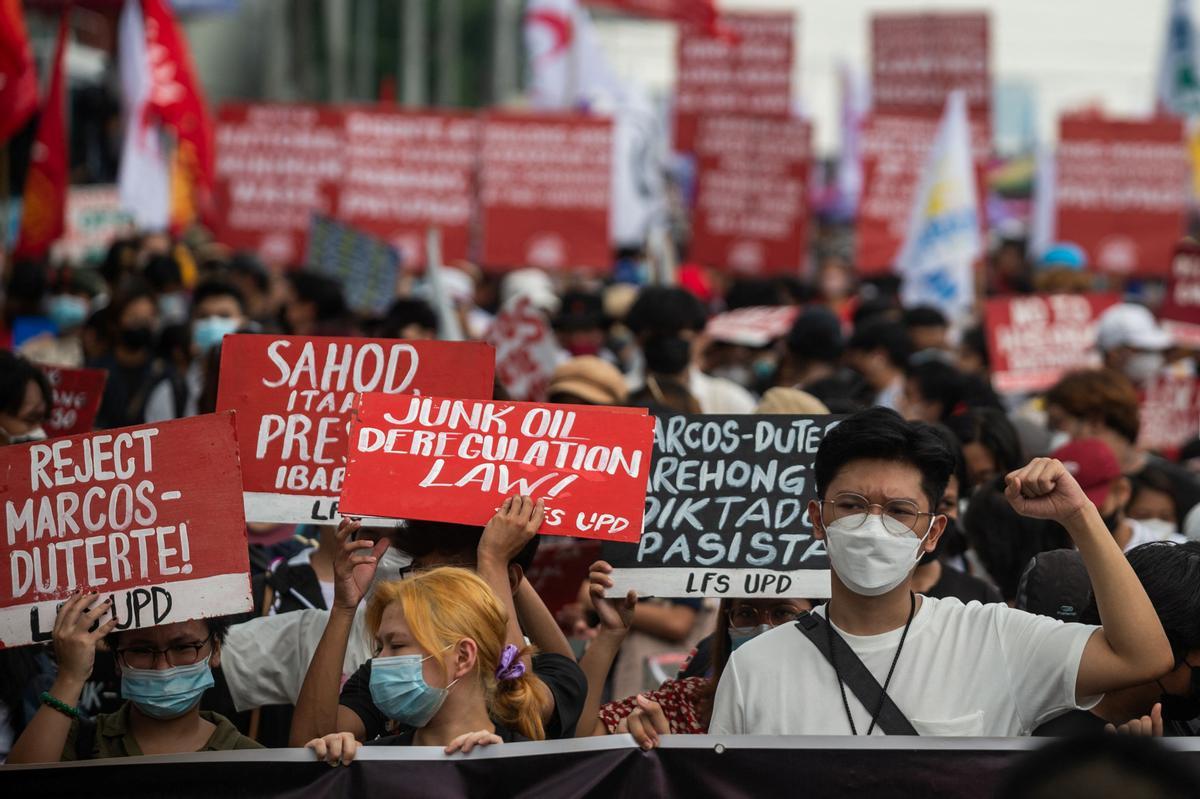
left=340, top=652, right=586, bottom=740
left=364, top=722, right=528, bottom=746
left=1033, top=709, right=1107, bottom=736
left=925, top=565, right=1004, bottom=605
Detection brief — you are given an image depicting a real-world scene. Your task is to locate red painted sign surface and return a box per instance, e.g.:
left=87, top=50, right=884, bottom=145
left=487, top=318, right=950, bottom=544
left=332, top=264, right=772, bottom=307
left=38, top=365, right=106, bottom=438
left=871, top=12, right=990, bottom=120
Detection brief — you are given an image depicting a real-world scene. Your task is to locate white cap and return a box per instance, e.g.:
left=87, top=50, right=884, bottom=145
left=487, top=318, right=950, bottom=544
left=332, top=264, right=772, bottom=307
left=1095, top=304, right=1172, bottom=352
left=500, top=268, right=560, bottom=315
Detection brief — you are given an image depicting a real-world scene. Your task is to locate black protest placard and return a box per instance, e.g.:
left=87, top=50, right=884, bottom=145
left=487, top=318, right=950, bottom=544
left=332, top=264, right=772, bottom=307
left=602, top=414, right=840, bottom=599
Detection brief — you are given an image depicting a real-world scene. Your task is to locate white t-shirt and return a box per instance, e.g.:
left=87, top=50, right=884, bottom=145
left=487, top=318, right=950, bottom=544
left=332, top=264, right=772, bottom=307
left=687, top=368, right=756, bottom=414
left=710, top=596, right=1099, bottom=737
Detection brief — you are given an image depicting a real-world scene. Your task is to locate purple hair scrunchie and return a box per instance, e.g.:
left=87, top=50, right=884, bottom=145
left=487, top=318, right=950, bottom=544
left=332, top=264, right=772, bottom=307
left=495, top=644, right=526, bottom=682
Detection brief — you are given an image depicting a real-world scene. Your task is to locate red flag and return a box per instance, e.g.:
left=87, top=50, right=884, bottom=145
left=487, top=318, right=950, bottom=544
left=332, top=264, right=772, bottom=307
left=13, top=14, right=69, bottom=261
left=139, top=0, right=214, bottom=229
left=0, top=0, right=39, bottom=143
left=582, top=0, right=722, bottom=34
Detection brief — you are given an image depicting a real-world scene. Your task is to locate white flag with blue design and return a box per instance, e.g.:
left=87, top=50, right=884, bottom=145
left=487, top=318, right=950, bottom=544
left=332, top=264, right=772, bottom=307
left=896, top=91, right=981, bottom=323
left=1158, top=0, right=1200, bottom=116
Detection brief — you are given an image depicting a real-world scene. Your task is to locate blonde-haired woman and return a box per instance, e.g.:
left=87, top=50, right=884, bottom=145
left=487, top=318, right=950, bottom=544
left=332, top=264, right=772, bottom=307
left=307, top=567, right=547, bottom=762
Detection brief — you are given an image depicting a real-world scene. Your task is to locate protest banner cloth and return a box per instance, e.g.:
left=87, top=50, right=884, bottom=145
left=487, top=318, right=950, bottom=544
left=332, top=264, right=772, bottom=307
left=340, top=394, right=655, bottom=543
left=1158, top=239, right=1200, bottom=348
left=53, top=186, right=134, bottom=264
left=38, top=364, right=107, bottom=438
left=215, top=335, right=495, bottom=524
left=1054, top=113, right=1187, bottom=277
left=871, top=12, right=990, bottom=121
left=672, top=12, right=794, bottom=153
left=306, top=214, right=403, bottom=316
left=486, top=296, right=562, bottom=402
left=0, top=413, right=250, bottom=648
left=689, top=115, right=811, bottom=275
left=1138, top=372, right=1200, bottom=454
left=704, top=305, right=800, bottom=348
left=478, top=112, right=613, bottom=271
left=984, top=293, right=1119, bottom=395
left=601, top=414, right=839, bottom=598
left=212, top=104, right=477, bottom=268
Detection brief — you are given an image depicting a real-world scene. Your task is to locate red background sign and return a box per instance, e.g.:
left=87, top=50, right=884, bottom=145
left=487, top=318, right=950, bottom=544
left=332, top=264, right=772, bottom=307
left=215, top=335, right=496, bottom=524
left=341, top=394, right=654, bottom=543
left=1054, top=113, right=1187, bottom=277
left=1160, top=240, right=1200, bottom=347
left=871, top=12, right=990, bottom=120
left=673, top=12, right=795, bottom=153
left=478, top=112, right=613, bottom=271
left=0, top=413, right=250, bottom=648
left=38, top=365, right=106, bottom=438
left=1139, top=373, right=1200, bottom=454
left=984, top=293, right=1119, bottom=394
left=690, top=115, right=811, bottom=275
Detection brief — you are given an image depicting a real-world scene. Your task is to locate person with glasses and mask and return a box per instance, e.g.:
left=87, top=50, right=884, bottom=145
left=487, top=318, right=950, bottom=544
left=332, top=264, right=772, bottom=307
left=574, top=560, right=812, bottom=748
left=6, top=594, right=259, bottom=763
left=710, top=407, right=1173, bottom=737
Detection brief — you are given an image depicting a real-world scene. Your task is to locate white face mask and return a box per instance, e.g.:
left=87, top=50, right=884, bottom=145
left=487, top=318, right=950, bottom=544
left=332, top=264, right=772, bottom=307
left=823, top=513, right=930, bottom=597
left=1123, top=351, right=1165, bottom=384
left=1137, top=518, right=1179, bottom=541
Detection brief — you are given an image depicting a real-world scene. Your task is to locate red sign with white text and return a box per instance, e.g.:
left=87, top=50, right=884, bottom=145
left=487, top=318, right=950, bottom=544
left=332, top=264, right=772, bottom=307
left=212, top=103, right=478, bottom=268
left=1054, top=113, right=1187, bottom=277
left=478, top=112, right=613, bottom=271
left=0, top=413, right=251, bottom=648
left=38, top=365, right=106, bottom=438
left=984, top=293, right=1119, bottom=394
left=215, top=335, right=495, bottom=524
left=691, top=115, right=811, bottom=275
left=673, top=12, right=794, bottom=153
left=341, top=394, right=654, bottom=542
left=1160, top=240, right=1200, bottom=347
left=1139, top=372, right=1200, bottom=454
left=486, top=297, right=562, bottom=402
left=871, top=12, right=990, bottom=121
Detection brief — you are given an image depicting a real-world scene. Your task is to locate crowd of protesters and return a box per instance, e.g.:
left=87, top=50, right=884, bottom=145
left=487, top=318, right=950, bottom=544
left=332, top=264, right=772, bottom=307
left=1, top=229, right=1199, bottom=795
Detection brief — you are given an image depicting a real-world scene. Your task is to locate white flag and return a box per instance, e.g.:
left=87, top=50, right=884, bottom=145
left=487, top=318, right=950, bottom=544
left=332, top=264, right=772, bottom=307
left=1158, top=0, right=1200, bottom=116
left=117, top=0, right=170, bottom=231
left=895, top=91, right=981, bottom=322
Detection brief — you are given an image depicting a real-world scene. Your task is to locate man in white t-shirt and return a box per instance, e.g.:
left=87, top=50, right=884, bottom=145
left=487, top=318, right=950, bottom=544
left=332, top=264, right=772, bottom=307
left=710, top=408, right=1174, bottom=737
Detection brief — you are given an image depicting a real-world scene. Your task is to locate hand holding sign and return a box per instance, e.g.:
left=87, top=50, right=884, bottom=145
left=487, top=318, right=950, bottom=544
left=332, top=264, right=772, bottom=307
left=53, top=592, right=117, bottom=685
left=587, top=561, right=637, bottom=634
left=479, top=496, right=544, bottom=571
left=331, top=518, right=389, bottom=613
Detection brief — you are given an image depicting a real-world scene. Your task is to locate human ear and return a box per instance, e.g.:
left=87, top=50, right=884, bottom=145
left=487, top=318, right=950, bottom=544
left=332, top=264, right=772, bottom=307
left=455, top=638, right=478, bottom=680
left=809, top=500, right=826, bottom=540
left=923, top=515, right=948, bottom=553
left=209, top=640, right=221, bottom=670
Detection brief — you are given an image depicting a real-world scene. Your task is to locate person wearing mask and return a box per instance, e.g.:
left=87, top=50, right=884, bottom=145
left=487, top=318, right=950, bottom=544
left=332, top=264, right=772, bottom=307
left=625, top=287, right=755, bottom=415
left=20, top=269, right=101, bottom=368
left=1095, top=303, right=1173, bottom=387
left=305, top=567, right=548, bottom=761
left=1127, top=466, right=1183, bottom=541
left=710, top=407, right=1173, bottom=736
left=944, top=407, right=1025, bottom=490
left=0, top=352, right=51, bottom=445
left=86, top=289, right=162, bottom=429
left=6, top=597, right=259, bottom=763
left=780, top=308, right=868, bottom=411
left=844, top=319, right=912, bottom=411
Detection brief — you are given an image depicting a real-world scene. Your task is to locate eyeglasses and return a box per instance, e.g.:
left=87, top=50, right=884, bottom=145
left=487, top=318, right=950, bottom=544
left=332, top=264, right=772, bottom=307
left=820, top=492, right=936, bottom=537
left=117, top=635, right=213, bottom=669
left=728, top=605, right=804, bottom=628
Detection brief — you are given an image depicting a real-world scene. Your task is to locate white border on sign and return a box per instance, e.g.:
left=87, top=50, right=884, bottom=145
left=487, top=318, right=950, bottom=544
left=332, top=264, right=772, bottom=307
left=606, top=568, right=831, bottom=600
left=243, top=493, right=409, bottom=527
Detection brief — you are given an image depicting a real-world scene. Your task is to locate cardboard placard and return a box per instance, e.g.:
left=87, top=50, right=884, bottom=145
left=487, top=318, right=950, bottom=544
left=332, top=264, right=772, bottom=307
left=1138, top=372, right=1200, bottom=454
left=340, top=394, right=655, bottom=542
left=486, top=297, right=562, bottom=402
left=478, top=112, right=613, bottom=271
left=984, top=293, right=1119, bottom=394
left=673, top=12, right=795, bottom=153
left=53, top=186, right=134, bottom=263
left=1054, top=113, right=1187, bottom=277
left=0, top=413, right=251, bottom=648
left=306, top=214, right=403, bottom=316
left=215, top=335, right=495, bottom=524
left=1159, top=240, right=1200, bottom=347
left=871, top=12, right=990, bottom=121
left=690, top=115, right=811, bottom=275
left=38, top=365, right=107, bottom=438
left=705, top=306, right=800, bottom=348
left=602, top=414, right=839, bottom=598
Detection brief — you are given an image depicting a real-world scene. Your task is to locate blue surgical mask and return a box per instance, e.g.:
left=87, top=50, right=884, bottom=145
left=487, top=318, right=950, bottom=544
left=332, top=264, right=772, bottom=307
left=192, top=316, right=240, bottom=353
left=158, top=292, right=189, bottom=326
left=121, top=657, right=214, bottom=719
left=729, top=624, right=772, bottom=651
left=47, top=295, right=89, bottom=331
left=369, top=652, right=457, bottom=727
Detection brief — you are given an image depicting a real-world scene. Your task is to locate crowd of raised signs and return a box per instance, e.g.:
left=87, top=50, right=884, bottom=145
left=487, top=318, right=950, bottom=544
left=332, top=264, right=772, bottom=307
left=1, top=232, right=1199, bottom=794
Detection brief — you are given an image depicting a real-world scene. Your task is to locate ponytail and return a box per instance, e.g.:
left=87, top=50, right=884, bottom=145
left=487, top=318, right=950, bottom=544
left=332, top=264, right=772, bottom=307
left=488, top=644, right=547, bottom=741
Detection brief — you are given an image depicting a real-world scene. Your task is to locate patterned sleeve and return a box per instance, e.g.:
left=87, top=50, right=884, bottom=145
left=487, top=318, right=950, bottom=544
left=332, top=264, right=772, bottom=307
left=597, top=677, right=709, bottom=735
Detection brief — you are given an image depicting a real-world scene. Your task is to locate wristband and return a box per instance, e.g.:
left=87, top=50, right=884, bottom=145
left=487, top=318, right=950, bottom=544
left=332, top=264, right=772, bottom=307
left=39, top=691, right=80, bottom=719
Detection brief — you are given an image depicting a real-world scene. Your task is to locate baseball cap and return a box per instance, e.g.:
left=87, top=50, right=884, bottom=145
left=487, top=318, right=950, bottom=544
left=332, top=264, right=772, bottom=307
left=1095, top=303, right=1172, bottom=352
left=1051, top=438, right=1122, bottom=507
left=1015, top=548, right=1092, bottom=623
left=1037, top=242, right=1087, bottom=272
left=547, top=356, right=627, bottom=406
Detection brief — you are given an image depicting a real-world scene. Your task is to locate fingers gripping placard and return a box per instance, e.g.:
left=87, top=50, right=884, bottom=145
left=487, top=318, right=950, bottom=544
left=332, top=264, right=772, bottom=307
left=0, top=413, right=251, bottom=648
left=601, top=415, right=841, bottom=599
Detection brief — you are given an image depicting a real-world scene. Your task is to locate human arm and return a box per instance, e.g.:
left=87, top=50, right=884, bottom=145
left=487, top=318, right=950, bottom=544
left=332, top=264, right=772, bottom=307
left=515, top=578, right=574, bottom=659
left=477, top=497, right=544, bottom=669
left=1004, top=458, right=1174, bottom=701
left=7, top=593, right=117, bottom=764
left=289, top=518, right=388, bottom=746
left=575, top=561, right=637, bottom=738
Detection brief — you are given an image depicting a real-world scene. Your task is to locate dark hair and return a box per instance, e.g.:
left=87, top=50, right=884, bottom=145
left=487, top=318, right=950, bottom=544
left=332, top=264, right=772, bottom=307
left=228, top=252, right=270, bottom=294
left=1091, top=542, right=1200, bottom=662
left=901, top=305, right=948, bottom=330
left=1129, top=465, right=1181, bottom=522
left=906, top=360, right=967, bottom=418
left=1179, top=437, right=1200, bottom=463
left=624, top=287, right=708, bottom=337
left=960, top=325, right=989, bottom=370
left=143, top=254, right=183, bottom=292
left=379, top=298, right=438, bottom=338
left=191, top=280, right=246, bottom=316
left=786, top=307, right=844, bottom=365
left=944, top=407, right=1025, bottom=483
left=287, top=271, right=348, bottom=322
left=1045, top=369, right=1140, bottom=444
left=105, top=615, right=234, bottom=653
left=814, top=407, right=956, bottom=510
left=846, top=319, right=912, bottom=370
left=109, top=287, right=158, bottom=329
left=851, top=296, right=900, bottom=327
left=391, top=520, right=541, bottom=573
left=724, top=280, right=785, bottom=310
left=0, top=351, right=52, bottom=420
left=804, top=372, right=872, bottom=413
left=925, top=423, right=968, bottom=496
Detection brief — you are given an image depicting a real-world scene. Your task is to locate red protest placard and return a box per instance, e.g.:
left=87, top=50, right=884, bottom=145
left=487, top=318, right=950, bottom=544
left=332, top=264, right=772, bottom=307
left=0, top=413, right=251, bottom=648
left=340, top=394, right=655, bottom=543
left=1138, top=372, right=1200, bottom=454
left=478, top=112, right=613, bottom=271
left=215, top=335, right=496, bottom=524
left=486, top=297, right=563, bottom=402
left=1160, top=240, right=1200, bottom=347
left=871, top=12, right=990, bottom=121
left=690, top=115, right=811, bottom=275
left=38, top=365, right=106, bottom=438
left=705, top=305, right=800, bottom=348
left=1054, top=113, right=1187, bottom=277
left=984, top=293, right=1119, bottom=394
left=673, top=12, right=795, bottom=153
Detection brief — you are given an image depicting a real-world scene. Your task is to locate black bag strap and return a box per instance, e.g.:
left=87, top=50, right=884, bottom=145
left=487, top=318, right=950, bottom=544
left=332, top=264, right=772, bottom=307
left=794, top=611, right=918, bottom=736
